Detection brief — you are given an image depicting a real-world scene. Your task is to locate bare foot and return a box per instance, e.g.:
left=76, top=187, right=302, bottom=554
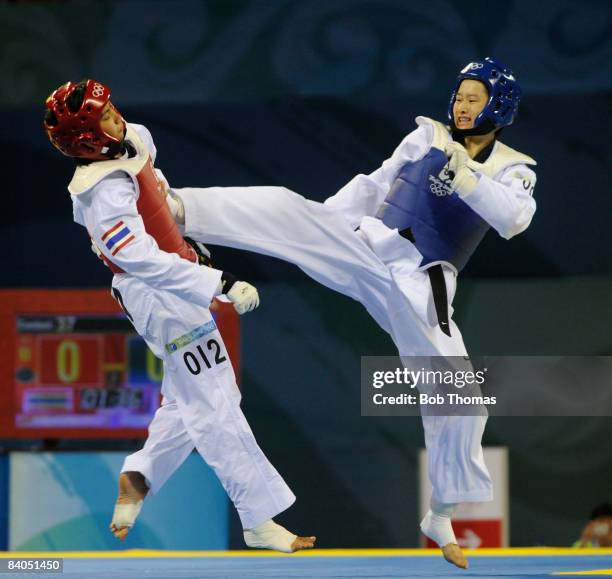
left=290, top=535, right=317, bottom=551
left=441, top=543, right=468, bottom=569
left=109, top=471, right=149, bottom=541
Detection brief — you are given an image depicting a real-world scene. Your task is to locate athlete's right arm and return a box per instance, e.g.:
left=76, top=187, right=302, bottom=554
left=80, top=171, right=222, bottom=309
left=323, top=125, right=430, bottom=229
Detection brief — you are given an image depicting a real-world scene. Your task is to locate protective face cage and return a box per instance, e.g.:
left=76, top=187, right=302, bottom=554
left=44, top=79, right=125, bottom=160
left=447, top=57, right=522, bottom=131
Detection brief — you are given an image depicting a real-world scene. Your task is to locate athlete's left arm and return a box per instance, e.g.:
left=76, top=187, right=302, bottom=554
left=458, top=164, right=537, bottom=239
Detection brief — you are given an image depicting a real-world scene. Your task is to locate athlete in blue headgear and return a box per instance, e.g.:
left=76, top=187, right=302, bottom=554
left=449, top=57, right=522, bottom=135
left=135, top=58, right=536, bottom=569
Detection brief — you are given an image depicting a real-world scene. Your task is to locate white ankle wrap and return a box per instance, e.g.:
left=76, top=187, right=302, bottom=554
left=420, top=509, right=457, bottom=547
left=243, top=519, right=297, bottom=553
left=111, top=500, right=143, bottom=529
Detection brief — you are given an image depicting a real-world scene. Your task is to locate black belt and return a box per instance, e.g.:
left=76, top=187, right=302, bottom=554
left=427, top=264, right=451, bottom=337
left=399, top=227, right=451, bottom=337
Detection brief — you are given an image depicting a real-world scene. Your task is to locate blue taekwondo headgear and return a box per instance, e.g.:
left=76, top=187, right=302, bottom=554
left=448, top=57, right=522, bottom=134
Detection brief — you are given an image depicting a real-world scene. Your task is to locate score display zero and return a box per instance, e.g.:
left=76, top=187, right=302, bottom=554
left=30, top=335, right=164, bottom=386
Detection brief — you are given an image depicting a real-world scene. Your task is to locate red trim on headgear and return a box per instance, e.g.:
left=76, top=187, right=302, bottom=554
left=44, top=79, right=125, bottom=160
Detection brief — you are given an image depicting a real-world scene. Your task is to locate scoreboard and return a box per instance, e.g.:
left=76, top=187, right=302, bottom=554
left=0, top=290, right=240, bottom=439
left=16, top=316, right=161, bottom=430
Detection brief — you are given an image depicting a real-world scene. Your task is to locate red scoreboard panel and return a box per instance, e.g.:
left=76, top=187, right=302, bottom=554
left=0, top=290, right=240, bottom=439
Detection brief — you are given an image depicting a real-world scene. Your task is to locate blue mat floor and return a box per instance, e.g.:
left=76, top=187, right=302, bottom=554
left=5, top=553, right=612, bottom=579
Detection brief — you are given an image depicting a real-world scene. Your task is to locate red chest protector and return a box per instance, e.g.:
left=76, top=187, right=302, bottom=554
left=103, top=157, right=196, bottom=274
left=69, top=125, right=197, bottom=273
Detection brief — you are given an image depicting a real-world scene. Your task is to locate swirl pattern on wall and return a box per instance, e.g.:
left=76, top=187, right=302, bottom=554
left=0, top=0, right=609, bottom=104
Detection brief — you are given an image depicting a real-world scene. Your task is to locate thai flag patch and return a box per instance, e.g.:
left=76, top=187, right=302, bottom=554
left=101, top=221, right=135, bottom=256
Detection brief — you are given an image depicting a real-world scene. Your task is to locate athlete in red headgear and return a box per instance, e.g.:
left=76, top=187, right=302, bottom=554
left=44, top=79, right=316, bottom=553
left=45, top=80, right=125, bottom=160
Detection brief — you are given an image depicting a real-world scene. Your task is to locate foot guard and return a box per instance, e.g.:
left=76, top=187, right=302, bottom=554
left=420, top=509, right=457, bottom=547
left=243, top=519, right=297, bottom=553
left=111, top=500, right=143, bottom=530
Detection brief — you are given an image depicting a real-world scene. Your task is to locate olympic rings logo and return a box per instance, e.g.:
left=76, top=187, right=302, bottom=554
left=428, top=175, right=453, bottom=197
left=460, top=62, right=484, bottom=74
left=91, top=83, right=105, bottom=98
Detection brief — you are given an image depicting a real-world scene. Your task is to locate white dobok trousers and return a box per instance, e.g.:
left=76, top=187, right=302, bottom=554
left=115, top=273, right=295, bottom=529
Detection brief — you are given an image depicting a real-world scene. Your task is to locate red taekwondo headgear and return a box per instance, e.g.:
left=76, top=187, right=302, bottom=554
left=44, top=79, right=126, bottom=160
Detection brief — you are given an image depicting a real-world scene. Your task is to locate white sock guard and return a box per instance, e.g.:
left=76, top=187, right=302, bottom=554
left=243, top=519, right=297, bottom=553
left=111, top=500, right=143, bottom=529
left=420, top=509, right=458, bottom=547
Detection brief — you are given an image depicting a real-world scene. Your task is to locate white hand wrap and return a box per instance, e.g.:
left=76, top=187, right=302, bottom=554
left=444, top=141, right=483, bottom=197
left=227, top=281, right=260, bottom=315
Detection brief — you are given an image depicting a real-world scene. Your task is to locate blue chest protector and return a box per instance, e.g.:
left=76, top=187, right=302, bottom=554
left=375, top=147, right=490, bottom=272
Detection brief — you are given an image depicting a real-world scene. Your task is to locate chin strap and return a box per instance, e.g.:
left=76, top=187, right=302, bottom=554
left=103, top=139, right=128, bottom=160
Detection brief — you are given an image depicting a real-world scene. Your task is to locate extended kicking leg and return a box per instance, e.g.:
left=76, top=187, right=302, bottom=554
left=174, top=186, right=393, bottom=331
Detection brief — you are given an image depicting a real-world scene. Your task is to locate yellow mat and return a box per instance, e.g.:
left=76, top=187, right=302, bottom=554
left=1, top=547, right=612, bottom=558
